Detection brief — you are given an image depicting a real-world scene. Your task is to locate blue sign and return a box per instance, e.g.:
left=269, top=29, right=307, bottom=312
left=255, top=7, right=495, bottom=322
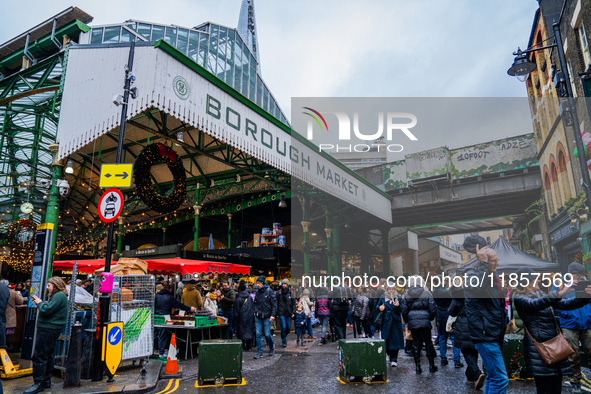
left=108, top=326, right=122, bottom=346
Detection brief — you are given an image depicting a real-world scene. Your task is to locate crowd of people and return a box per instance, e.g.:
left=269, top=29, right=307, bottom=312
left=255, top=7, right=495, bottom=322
left=142, top=235, right=591, bottom=394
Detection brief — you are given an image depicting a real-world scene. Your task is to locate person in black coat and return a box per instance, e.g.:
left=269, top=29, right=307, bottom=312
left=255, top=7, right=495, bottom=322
left=154, top=286, right=196, bottom=357
left=275, top=280, right=296, bottom=347
left=233, top=281, right=255, bottom=351
left=253, top=275, right=277, bottom=358
left=513, top=267, right=591, bottom=394
left=433, top=283, right=462, bottom=368
left=0, top=279, right=9, bottom=350
left=401, top=276, right=437, bottom=374
left=463, top=238, right=509, bottom=394
left=449, top=292, right=485, bottom=389
left=329, top=286, right=352, bottom=340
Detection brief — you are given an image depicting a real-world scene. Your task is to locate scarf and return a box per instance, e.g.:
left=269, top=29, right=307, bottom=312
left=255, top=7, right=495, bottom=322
left=208, top=292, right=217, bottom=300
left=384, top=290, right=398, bottom=304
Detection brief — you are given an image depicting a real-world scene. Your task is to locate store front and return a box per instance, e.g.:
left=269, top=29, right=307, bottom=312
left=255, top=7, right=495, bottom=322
left=549, top=210, right=582, bottom=273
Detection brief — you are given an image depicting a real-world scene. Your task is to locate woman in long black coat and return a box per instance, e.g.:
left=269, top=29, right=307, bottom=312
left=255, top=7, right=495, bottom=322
left=233, top=282, right=255, bottom=351
left=513, top=268, right=591, bottom=394
left=401, top=276, right=437, bottom=374
left=448, top=294, right=485, bottom=389
left=376, top=286, right=404, bottom=367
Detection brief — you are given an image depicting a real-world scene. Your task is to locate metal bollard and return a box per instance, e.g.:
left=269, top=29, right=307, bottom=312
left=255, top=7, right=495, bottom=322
left=64, top=322, right=83, bottom=387
left=80, top=329, right=95, bottom=380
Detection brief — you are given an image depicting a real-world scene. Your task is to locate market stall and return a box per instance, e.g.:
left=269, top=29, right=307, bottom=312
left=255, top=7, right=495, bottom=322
left=145, top=258, right=251, bottom=276
left=52, top=258, right=251, bottom=277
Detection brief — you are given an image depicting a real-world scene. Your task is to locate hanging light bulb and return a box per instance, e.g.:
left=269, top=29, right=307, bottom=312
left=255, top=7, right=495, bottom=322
left=65, top=160, right=74, bottom=174
left=278, top=193, right=287, bottom=208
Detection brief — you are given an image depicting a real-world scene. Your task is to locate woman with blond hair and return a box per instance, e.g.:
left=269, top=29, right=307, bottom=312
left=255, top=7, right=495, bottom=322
left=24, top=277, right=68, bottom=394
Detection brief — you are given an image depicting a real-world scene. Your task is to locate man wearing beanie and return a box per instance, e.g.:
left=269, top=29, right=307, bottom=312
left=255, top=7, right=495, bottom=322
left=253, top=275, right=277, bottom=358
left=552, top=262, right=591, bottom=393
left=275, top=280, right=295, bottom=347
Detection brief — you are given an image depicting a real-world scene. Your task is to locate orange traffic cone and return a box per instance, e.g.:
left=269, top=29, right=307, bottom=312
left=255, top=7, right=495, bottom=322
left=164, top=334, right=178, bottom=375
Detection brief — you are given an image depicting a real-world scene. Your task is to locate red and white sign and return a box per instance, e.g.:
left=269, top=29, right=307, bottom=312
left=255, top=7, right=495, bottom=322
left=98, top=188, right=124, bottom=223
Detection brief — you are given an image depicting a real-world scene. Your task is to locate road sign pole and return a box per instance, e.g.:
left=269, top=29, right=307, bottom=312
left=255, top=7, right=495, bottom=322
left=92, top=40, right=135, bottom=382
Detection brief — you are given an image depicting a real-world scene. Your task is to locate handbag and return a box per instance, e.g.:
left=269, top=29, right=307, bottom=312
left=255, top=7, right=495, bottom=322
left=373, top=311, right=384, bottom=330
left=524, top=308, right=574, bottom=365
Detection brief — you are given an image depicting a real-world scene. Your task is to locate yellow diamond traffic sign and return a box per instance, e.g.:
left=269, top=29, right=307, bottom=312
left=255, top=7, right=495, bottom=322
left=99, top=163, right=133, bottom=188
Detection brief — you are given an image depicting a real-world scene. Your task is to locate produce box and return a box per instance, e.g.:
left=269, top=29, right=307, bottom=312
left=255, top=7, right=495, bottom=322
left=339, top=338, right=387, bottom=383
left=195, top=316, right=209, bottom=328
left=198, top=340, right=242, bottom=386
left=207, top=318, right=217, bottom=326
left=154, top=315, right=165, bottom=325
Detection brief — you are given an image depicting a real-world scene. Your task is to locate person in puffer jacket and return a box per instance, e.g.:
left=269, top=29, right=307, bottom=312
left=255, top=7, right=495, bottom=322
left=352, top=287, right=370, bottom=338
left=513, top=267, right=591, bottom=394
left=315, top=287, right=331, bottom=345
left=401, top=276, right=437, bottom=374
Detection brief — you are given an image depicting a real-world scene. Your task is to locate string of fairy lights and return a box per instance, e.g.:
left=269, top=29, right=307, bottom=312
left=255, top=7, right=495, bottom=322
left=0, top=137, right=283, bottom=274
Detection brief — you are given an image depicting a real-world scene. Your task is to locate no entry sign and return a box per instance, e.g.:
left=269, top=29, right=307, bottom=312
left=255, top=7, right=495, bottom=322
left=98, top=188, right=124, bottom=223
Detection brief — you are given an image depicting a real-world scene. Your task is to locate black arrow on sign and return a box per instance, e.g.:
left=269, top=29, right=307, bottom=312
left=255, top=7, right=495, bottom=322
left=104, top=172, right=129, bottom=179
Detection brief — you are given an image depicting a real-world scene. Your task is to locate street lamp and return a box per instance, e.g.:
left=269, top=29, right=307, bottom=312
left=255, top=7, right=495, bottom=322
left=508, top=22, right=591, bottom=211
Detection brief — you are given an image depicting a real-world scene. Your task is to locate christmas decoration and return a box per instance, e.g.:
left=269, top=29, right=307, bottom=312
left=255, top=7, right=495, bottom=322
left=574, top=131, right=591, bottom=170
left=134, top=143, right=187, bottom=213
left=7, top=219, right=35, bottom=247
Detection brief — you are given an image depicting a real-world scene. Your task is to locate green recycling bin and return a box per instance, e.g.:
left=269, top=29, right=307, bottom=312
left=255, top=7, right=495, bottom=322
left=198, top=339, right=242, bottom=386
left=503, top=334, right=526, bottom=379
left=339, top=338, right=387, bottom=383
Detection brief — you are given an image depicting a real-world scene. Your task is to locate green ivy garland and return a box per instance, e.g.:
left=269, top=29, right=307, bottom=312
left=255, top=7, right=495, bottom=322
left=134, top=143, right=186, bottom=213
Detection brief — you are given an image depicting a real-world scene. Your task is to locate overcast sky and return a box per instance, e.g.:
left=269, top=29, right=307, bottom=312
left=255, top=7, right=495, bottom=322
left=2, top=0, right=539, bottom=117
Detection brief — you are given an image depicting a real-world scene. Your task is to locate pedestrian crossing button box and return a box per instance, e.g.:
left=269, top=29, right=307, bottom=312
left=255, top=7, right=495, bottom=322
left=198, top=339, right=242, bottom=386
left=338, top=338, right=387, bottom=383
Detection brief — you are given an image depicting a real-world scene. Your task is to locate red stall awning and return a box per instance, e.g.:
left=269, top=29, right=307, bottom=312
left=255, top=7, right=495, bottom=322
left=52, top=257, right=251, bottom=276
left=52, top=259, right=106, bottom=274
left=145, top=258, right=251, bottom=275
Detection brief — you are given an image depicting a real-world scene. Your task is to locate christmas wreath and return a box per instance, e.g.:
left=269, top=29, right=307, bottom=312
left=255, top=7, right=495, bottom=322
left=7, top=219, right=35, bottom=247
left=134, top=143, right=187, bottom=213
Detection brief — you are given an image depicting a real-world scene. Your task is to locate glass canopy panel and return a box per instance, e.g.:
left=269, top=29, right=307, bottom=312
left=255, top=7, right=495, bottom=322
left=263, top=85, right=269, bottom=112
left=217, top=26, right=227, bottom=82
left=188, top=31, right=199, bottom=62
left=177, top=29, right=188, bottom=55
left=152, top=25, right=164, bottom=41
left=256, top=75, right=262, bottom=106
left=234, top=34, right=243, bottom=92
left=120, top=28, right=134, bottom=43
left=90, top=28, right=103, bottom=44
left=138, top=23, right=152, bottom=40
left=249, top=65, right=256, bottom=102
left=226, top=29, right=235, bottom=89
left=208, top=25, right=218, bottom=74
left=198, top=33, right=209, bottom=68
left=103, top=26, right=121, bottom=43
left=241, top=42, right=249, bottom=96
left=164, top=27, right=177, bottom=46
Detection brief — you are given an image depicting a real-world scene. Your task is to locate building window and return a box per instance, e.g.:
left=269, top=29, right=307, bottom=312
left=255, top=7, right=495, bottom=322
left=578, top=23, right=591, bottom=70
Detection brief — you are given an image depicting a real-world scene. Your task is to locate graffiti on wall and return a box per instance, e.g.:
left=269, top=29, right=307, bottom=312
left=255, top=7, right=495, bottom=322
left=382, top=134, right=538, bottom=191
